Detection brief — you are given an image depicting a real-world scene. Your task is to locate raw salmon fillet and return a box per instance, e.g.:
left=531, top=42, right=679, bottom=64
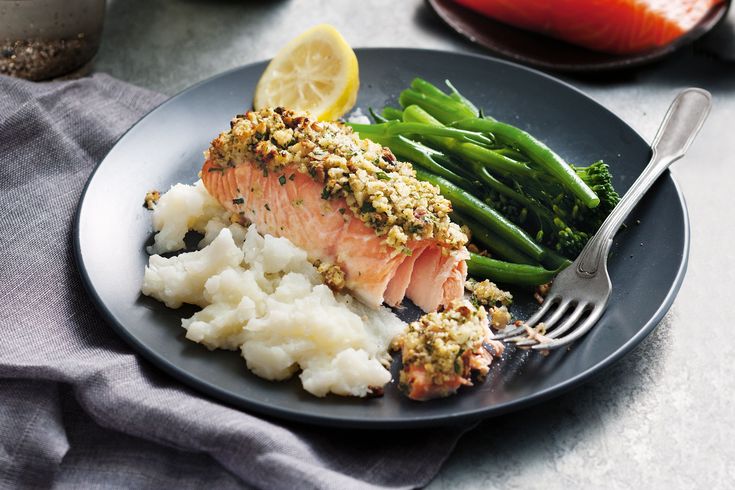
left=201, top=108, right=469, bottom=312
left=455, top=0, right=724, bottom=54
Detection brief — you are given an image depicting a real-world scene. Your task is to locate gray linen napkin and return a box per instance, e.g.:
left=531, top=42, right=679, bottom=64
left=0, top=74, right=467, bottom=490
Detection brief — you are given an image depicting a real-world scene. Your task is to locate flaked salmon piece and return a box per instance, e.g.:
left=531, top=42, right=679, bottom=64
left=201, top=107, right=469, bottom=312
left=395, top=300, right=503, bottom=401
left=383, top=242, right=429, bottom=307
left=400, top=365, right=466, bottom=401
left=405, top=246, right=470, bottom=313
left=203, top=159, right=464, bottom=310
left=455, top=0, right=724, bottom=55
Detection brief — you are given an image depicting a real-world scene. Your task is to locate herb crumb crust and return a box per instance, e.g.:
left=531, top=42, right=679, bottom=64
left=395, top=300, right=490, bottom=387
left=206, top=107, right=467, bottom=252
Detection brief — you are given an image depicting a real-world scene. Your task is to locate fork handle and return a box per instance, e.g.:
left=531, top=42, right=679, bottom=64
left=576, top=88, right=712, bottom=276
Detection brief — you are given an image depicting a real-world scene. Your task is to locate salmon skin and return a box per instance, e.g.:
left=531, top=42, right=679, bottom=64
left=455, top=0, right=724, bottom=54
left=202, top=107, right=469, bottom=312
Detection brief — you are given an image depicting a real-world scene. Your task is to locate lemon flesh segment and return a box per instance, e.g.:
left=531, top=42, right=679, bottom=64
left=254, top=24, right=359, bottom=121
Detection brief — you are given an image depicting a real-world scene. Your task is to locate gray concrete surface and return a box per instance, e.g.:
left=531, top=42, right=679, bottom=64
left=94, top=1, right=735, bottom=488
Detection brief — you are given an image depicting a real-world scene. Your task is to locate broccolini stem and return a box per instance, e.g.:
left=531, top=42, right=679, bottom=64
left=444, top=79, right=481, bottom=117
left=361, top=132, right=476, bottom=191
left=539, top=245, right=573, bottom=271
left=402, top=105, right=539, bottom=180
left=467, top=253, right=557, bottom=286
left=452, top=118, right=601, bottom=209
left=452, top=212, right=537, bottom=265
left=410, top=78, right=459, bottom=106
left=368, top=108, right=389, bottom=123
left=475, top=167, right=557, bottom=231
left=348, top=121, right=494, bottom=147
left=494, top=148, right=528, bottom=161
left=381, top=107, right=404, bottom=121
left=414, top=168, right=545, bottom=261
left=399, top=88, right=476, bottom=124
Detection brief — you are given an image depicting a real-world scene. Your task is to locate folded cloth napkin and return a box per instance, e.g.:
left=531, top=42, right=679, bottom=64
left=0, top=74, right=468, bottom=490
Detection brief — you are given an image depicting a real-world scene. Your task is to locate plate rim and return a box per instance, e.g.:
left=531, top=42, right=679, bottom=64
left=74, top=47, right=690, bottom=428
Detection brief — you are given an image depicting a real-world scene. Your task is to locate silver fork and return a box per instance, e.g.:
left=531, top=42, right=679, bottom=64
left=493, top=88, right=712, bottom=351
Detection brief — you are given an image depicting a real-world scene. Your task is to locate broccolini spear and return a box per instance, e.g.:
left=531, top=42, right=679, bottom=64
left=381, top=107, right=404, bottom=121
left=467, top=253, right=558, bottom=287
left=413, top=168, right=546, bottom=262
left=451, top=212, right=535, bottom=265
left=395, top=78, right=619, bottom=259
left=451, top=118, right=600, bottom=209
left=357, top=130, right=477, bottom=191
left=401, top=104, right=540, bottom=179
left=479, top=160, right=620, bottom=258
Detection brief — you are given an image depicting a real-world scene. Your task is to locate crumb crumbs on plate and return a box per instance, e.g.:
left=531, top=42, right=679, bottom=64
left=143, top=189, right=160, bottom=209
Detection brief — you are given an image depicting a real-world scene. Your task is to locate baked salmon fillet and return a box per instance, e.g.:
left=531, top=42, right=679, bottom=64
left=201, top=107, right=468, bottom=312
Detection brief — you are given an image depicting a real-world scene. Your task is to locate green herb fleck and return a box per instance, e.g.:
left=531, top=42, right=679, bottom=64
left=338, top=208, right=346, bottom=215
left=278, top=175, right=287, bottom=186
left=289, top=173, right=296, bottom=181
left=360, top=201, right=375, bottom=213
left=232, top=197, right=244, bottom=205
left=376, top=171, right=390, bottom=181
left=454, top=357, right=463, bottom=374
left=321, top=187, right=331, bottom=200
left=207, top=166, right=224, bottom=173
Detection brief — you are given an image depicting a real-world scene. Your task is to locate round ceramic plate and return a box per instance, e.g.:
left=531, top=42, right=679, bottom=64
left=428, top=0, right=731, bottom=72
left=75, top=48, right=688, bottom=428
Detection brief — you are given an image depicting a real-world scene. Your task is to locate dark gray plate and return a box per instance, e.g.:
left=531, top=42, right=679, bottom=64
left=75, top=48, right=688, bottom=428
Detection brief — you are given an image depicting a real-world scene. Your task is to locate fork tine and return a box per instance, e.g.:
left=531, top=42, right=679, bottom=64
left=490, top=324, right=527, bottom=341
left=514, top=301, right=587, bottom=347
left=491, top=296, right=558, bottom=340
left=526, top=296, right=559, bottom=325
left=532, top=299, right=571, bottom=330
left=532, top=304, right=606, bottom=350
left=544, top=302, right=590, bottom=339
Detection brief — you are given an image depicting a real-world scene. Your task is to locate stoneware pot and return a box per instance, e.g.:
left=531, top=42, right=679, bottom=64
left=0, top=0, right=106, bottom=80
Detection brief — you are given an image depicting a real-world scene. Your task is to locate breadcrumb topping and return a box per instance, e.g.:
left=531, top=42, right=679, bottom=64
left=314, top=260, right=346, bottom=292
left=143, top=190, right=160, bottom=210
left=206, top=107, right=467, bottom=252
left=489, top=305, right=512, bottom=330
left=466, top=279, right=513, bottom=307
left=395, top=300, right=489, bottom=386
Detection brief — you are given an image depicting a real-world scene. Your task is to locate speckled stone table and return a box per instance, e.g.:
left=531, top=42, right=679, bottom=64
left=94, top=1, right=735, bottom=487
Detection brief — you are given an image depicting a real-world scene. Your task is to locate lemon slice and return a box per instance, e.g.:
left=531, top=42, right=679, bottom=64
left=254, top=24, right=359, bottom=121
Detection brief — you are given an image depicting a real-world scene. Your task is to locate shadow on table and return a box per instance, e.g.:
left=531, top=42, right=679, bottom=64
left=442, top=311, right=675, bottom=475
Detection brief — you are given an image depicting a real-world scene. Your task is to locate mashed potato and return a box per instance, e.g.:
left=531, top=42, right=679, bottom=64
left=147, top=180, right=245, bottom=255
left=142, top=181, right=406, bottom=397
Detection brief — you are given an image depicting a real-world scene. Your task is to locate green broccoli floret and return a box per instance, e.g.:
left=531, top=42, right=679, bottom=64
left=480, top=161, right=619, bottom=260
left=572, top=161, right=621, bottom=229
